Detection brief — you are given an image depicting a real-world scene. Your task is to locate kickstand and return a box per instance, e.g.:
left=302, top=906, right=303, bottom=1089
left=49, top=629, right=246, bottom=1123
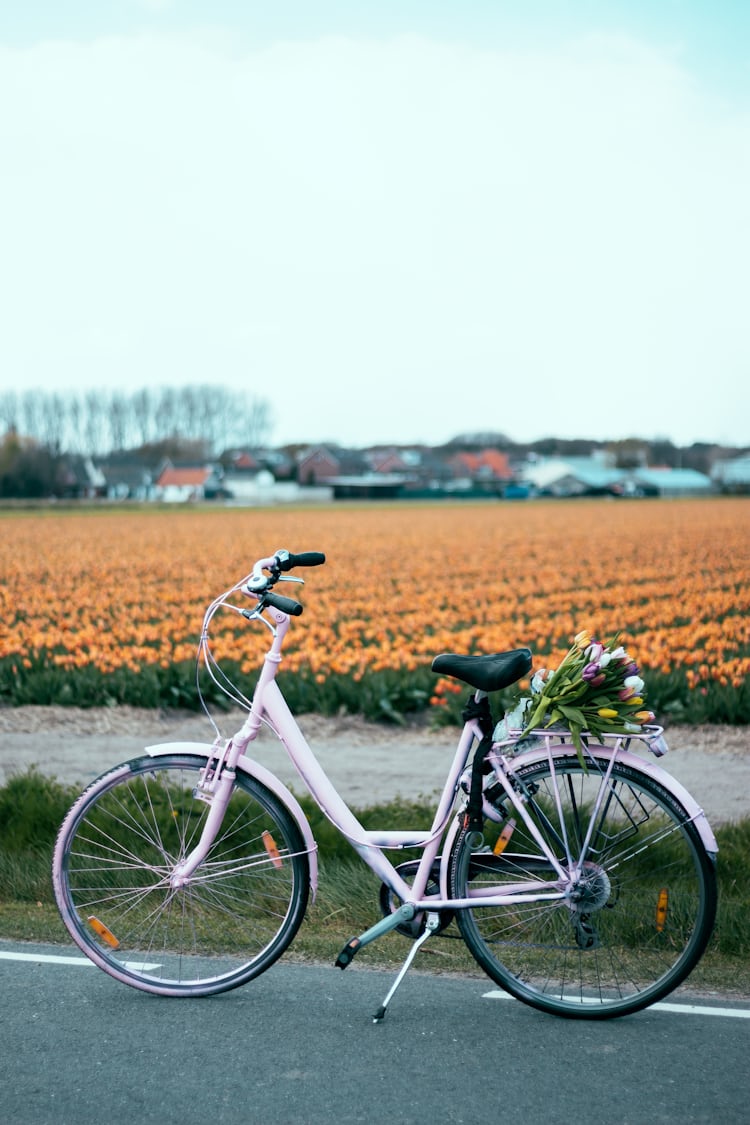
left=372, top=913, right=440, bottom=1023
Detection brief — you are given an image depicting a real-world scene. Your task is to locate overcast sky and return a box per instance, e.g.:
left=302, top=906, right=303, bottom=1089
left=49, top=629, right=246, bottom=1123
left=1, top=2, right=748, bottom=449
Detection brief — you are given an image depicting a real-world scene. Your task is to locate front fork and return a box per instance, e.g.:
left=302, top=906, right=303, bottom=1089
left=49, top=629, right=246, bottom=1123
left=169, top=743, right=237, bottom=888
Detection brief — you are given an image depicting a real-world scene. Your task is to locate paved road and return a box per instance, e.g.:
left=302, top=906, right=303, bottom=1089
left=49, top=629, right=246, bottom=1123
left=2, top=941, right=749, bottom=1125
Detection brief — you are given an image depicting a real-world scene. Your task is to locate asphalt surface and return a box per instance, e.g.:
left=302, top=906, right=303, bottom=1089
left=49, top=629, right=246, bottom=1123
left=2, top=941, right=749, bottom=1125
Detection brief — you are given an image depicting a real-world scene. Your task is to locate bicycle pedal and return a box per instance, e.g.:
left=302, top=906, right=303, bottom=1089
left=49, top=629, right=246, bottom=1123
left=335, top=937, right=361, bottom=969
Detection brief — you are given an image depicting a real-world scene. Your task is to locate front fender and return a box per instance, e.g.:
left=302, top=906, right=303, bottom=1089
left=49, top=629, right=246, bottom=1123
left=144, top=740, right=318, bottom=897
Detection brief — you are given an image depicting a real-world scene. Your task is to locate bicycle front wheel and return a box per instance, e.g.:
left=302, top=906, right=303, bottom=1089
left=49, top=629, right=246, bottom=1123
left=449, top=754, right=717, bottom=1019
left=53, top=755, right=311, bottom=996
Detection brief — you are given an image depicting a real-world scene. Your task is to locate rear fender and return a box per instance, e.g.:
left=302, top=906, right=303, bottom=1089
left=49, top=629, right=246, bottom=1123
left=506, top=742, right=718, bottom=855
left=441, top=741, right=718, bottom=900
left=144, top=741, right=319, bottom=896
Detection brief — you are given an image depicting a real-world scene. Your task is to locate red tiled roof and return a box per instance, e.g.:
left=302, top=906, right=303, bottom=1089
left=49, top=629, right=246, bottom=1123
left=233, top=452, right=259, bottom=470
left=477, top=449, right=512, bottom=477
left=157, top=467, right=211, bottom=487
left=450, top=450, right=512, bottom=479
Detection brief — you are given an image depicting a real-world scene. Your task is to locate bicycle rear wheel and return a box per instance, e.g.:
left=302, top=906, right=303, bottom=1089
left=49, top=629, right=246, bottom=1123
left=449, top=754, right=717, bottom=1019
left=53, top=754, right=310, bottom=996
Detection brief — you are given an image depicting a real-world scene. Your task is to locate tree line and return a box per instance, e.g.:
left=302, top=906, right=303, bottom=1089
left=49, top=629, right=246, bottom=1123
left=0, top=385, right=272, bottom=458
left=0, top=385, right=273, bottom=498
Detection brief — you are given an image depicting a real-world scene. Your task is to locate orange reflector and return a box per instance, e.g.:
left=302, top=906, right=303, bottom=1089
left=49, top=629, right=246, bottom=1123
left=87, top=915, right=120, bottom=949
left=655, top=888, right=669, bottom=932
left=493, top=818, right=516, bottom=856
left=262, top=830, right=283, bottom=868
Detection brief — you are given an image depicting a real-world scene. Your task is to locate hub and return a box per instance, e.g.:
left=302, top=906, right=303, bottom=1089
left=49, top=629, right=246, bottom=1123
left=566, top=860, right=612, bottom=912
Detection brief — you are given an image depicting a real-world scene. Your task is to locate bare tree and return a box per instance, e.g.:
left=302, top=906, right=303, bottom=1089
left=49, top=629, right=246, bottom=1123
left=38, top=392, right=67, bottom=455
left=18, top=392, right=43, bottom=445
left=0, top=391, right=19, bottom=435
left=131, top=388, right=153, bottom=446
left=196, top=385, right=228, bottom=454
left=67, top=394, right=84, bottom=453
left=109, top=391, right=130, bottom=452
left=84, top=390, right=108, bottom=457
left=180, top=385, right=204, bottom=441
left=154, top=387, right=180, bottom=441
left=244, top=396, right=273, bottom=449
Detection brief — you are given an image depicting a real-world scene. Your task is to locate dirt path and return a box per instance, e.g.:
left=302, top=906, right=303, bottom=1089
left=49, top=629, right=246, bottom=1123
left=1, top=705, right=748, bottom=824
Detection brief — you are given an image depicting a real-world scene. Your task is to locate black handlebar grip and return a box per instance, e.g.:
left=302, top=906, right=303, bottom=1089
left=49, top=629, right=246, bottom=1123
left=264, top=593, right=304, bottom=616
left=279, top=551, right=326, bottom=571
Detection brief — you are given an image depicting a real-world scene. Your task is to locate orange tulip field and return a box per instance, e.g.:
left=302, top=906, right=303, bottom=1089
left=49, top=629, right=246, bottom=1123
left=0, top=498, right=748, bottom=720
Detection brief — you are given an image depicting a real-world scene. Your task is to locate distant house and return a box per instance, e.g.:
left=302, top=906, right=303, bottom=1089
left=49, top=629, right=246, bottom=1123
left=712, top=454, right=750, bottom=494
left=58, top=456, right=107, bottom=499
left=443, top=448, right=514, bottom=494
left=231, top=450, right=261, bottom=472
left=222, top=468, right=275, bottom=504
left=296, top=446, right=341, bottom=485
left=100, top=459, right=156, bottom=501
left=296, top=445, right=372, bottom=485
left=449, top=449, right=513, bottom=481
left=523, top=457, right=623, bottom=497
left=412, top=450, right=455, bottom=491
left=627, top=467, right=713, bottom=497
left=367, top=448, right=412, bottom=475
left=255, top=449, right=295, bottom=479
left=523, top=457, right=714, bottom=499
left=154, top=463, right=223, bottom=502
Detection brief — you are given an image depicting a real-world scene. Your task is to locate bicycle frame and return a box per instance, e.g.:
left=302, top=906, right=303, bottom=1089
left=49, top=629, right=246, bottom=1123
left=152, top=600, right=610, bottom=915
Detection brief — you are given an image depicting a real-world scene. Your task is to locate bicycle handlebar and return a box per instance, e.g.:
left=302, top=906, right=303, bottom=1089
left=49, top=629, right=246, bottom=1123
left=243, top=548, right=326, bottom=617
left=276, top=550, right=326, bottom=571
left=262, top=592, right=305, bottom=616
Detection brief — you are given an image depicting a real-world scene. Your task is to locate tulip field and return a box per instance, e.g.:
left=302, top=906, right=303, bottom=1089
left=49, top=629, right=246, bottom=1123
left=0, top=497, right=748, bottom=723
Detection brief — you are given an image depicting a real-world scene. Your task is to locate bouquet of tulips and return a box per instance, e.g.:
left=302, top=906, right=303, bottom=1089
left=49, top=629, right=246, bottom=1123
left=517, top=630, right=655, bottom=767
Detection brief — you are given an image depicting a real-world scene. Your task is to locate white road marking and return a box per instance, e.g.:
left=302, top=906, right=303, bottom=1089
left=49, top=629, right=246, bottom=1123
left=483, top=989, right=750, bottom=1018
left=0, top=950, right=161, bottom=971
left=0, top=951, right=98, bottom=966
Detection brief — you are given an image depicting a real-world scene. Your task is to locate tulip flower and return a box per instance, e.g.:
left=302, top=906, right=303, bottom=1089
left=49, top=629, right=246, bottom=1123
left=582, top=662, right=601, bottom=681
left=575, top=630, right=591, bottom=649
left=598, top=707, right=619, bottom=720
left=530, top=669, right=548, bottom=693
left=635, top=710, right=655, bottom=723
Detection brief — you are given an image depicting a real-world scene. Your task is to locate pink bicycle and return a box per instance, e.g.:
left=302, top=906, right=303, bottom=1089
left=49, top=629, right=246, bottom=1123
left=53, top=549, right=718, bottom=1019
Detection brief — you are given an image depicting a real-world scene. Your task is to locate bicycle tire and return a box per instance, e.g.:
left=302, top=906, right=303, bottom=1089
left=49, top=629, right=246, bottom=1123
left=53, top=754, right=310, bottom=997
left=449, top=753, right=717, bottom=1019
